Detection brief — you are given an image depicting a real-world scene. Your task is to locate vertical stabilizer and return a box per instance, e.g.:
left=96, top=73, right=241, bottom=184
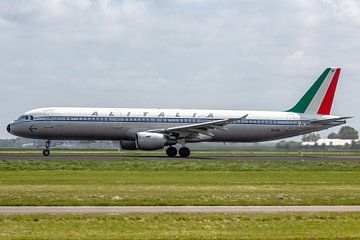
left=287, top=68, right=341, bottom=115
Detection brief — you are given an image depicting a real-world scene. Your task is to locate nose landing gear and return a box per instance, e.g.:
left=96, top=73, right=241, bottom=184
left=43, top=149, right=50, bottom=156
left=42, top=140, right=51, bottom=156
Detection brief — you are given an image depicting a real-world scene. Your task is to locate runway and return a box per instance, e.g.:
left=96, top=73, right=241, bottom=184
left=1, top=206, right=360, bottom=214
left=1, top=154, right=360, bottom=161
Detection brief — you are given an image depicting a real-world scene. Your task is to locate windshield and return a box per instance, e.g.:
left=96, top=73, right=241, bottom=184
left=17, top=115, right=33, bottom=121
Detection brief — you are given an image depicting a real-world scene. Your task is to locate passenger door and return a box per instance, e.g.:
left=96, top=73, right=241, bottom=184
left=44, top=110, right=54, bottom=128
left=113, top=115, right=122, bottom=129
left=286, top=114, right=296, bottom=131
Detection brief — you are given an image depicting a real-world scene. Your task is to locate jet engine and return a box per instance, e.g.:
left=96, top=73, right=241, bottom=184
left=135, top=132, right=170, bottom=150
left=120, top=140, right=137, bottom=150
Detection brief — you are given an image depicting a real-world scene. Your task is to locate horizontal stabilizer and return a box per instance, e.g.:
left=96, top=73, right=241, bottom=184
left=310, top=116, right=352, bottom=124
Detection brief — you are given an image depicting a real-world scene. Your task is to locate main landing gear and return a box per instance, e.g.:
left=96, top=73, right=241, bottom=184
left=42, top=140, right=51, bottom=156
left=166, top=146, right=177, bottom=157
left=166, top=146, right=191, bottom=158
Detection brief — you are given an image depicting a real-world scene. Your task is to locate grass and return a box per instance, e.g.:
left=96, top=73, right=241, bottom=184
left=0, top=213, right=360, bottom=239
left=1, top=151, right=359, bottom=239
left=1, top=159, right=360, bottom=171
left=0, top=149, right=359, bottom=206
left=0, top=159, right=359, bottom=206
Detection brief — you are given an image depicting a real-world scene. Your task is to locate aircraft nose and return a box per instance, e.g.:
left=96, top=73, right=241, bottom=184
left=6, top=124, right=11, bottom=133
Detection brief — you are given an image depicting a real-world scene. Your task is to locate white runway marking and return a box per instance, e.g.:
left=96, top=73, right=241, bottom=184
left=1, top=206, right=360, bottom=214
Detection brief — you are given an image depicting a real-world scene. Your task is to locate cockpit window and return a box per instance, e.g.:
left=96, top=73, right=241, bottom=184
left=18, top=115, right=33, bottom=121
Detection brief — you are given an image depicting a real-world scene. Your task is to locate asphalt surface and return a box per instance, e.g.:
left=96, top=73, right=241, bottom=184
left=1, top=154, right=360, bottom=161
left=0, top=206, right=360, bottom=214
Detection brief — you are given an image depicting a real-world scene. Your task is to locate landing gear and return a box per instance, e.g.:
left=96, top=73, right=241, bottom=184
left=43, top=149, right=50, bottom=156
left=179, top=147, right=190, bottom=158
left=165, top=146, right=191, bottom=158
left=43, top=140, right=51, bottom=156
left=166, top=146, right=177, bottom=157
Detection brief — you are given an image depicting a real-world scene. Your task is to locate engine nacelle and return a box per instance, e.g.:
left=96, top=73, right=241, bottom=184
left=120, top=140, right=137, bottom=150
left=136, top=132, right=168, bottom=150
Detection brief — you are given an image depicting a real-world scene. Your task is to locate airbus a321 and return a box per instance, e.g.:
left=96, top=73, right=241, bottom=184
left=7, top=68, right=350, bottom=157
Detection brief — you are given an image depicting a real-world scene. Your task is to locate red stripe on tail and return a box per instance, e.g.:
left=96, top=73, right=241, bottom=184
left=317, top=68, right=341, bottom=115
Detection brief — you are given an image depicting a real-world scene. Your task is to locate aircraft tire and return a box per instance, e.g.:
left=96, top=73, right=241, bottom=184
left=179, top=147, right=190, bottom=158
left=43, top=149, right=50, bottom=156
left=166, top=147, right=177, bottom=157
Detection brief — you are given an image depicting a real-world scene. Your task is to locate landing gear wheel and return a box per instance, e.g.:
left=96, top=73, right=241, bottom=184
left=43, top=149, right=50, bottom=156
left=42, top=140, right=51, bottom=156
left=166, top=147, right=177, bottom=157
left=179, top=147, right=190, bottom=158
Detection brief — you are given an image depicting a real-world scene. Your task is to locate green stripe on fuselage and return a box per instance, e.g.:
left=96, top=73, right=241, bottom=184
left=287, top=68, right=330, bottom=113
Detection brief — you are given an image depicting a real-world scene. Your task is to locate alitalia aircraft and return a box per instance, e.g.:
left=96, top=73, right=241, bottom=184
left=7, top=68, right=349, bottom=157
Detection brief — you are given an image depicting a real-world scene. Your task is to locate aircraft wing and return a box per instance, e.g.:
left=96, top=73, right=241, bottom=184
left=148, top=114, right=248, bottom=140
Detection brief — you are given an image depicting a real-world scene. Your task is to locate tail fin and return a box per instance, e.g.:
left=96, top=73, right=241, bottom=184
left=287, top=68, right=341, bottom=115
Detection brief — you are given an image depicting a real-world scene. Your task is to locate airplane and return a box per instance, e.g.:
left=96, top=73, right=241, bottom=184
left=7, top=68, right=350, bottom=157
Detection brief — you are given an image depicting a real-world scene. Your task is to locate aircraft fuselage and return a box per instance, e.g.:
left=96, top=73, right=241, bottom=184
left=7, top=107, right=344, bottom=142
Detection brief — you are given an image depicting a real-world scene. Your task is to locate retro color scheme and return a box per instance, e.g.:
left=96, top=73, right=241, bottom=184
left=287, top=68, right=341, bottom=115
left=7, top=68, right=350, bottom=157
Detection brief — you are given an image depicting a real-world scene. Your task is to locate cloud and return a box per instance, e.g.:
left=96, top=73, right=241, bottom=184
left=1, top=0, right=360, bottom=138
left=284, top=50, right=321, bottom=68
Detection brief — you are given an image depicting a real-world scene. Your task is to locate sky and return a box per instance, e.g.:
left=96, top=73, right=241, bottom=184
left=0, top=0, right=359, bottom=139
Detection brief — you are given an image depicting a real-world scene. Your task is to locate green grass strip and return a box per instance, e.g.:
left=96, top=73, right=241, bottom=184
left=0, top=159, right=360, bottom=171
left=1, top=170, right=360, bottom=206
left=0, top=213, right=360, bottom=239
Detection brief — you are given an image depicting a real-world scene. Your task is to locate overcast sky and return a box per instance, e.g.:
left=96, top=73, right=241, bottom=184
left=0, top=0, right=359, bottom=139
